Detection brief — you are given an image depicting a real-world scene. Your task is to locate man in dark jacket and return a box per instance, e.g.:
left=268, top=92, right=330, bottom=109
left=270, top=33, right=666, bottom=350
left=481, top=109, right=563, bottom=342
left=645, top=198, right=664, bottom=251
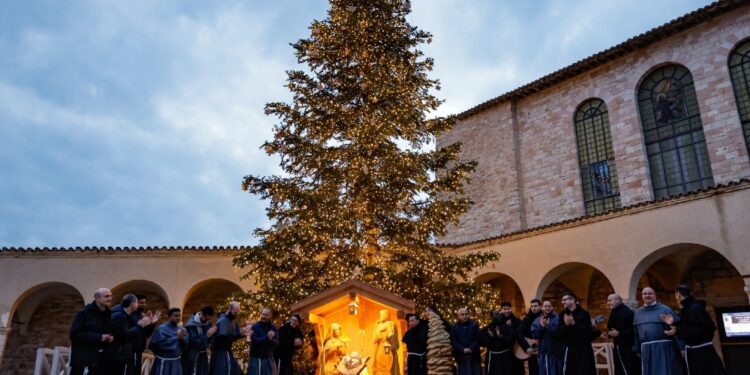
left=131, top=294, right=158, bottom=375
left=662, top=285, right=726, bottom=375
left=111, top=294, right=152, bottom=374
left=558, top=291, right=597, bottom=375
left=249, top=307, right=280, bottom=375
left=451, top=307, right=481, bottom=375
left=479, top=309, right=517, bottom=375
left=182, top=306, right=216, bottom=375
left=402, top=313, right=428, bottom=375
left=519, top=299, right=542, bottom=375
left=499, top=301, right=525, bottom=375
left=602, top=293, right=640, bottom=375
left=275, top=313, right=304, bottom=375
left=69, top=288, right=114, bottom=375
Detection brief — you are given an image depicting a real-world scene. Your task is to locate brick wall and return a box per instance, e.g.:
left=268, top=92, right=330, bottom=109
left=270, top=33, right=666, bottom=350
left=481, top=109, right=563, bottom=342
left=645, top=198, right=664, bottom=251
left=683, top=251, right=747, bottom=309
left=439, top=7, right=750, bottom=245
left=0, top=293, right=83, bottom=375
left=485, top=275, right=526, bottom=317
left=440, top=102, right=525, bottom=244
left=587, top=270, right=615, bottom=322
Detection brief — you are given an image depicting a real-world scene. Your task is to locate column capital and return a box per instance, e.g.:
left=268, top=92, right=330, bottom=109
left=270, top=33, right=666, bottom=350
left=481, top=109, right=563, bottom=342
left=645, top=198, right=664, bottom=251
left=622, top=299, right=639, bottom=309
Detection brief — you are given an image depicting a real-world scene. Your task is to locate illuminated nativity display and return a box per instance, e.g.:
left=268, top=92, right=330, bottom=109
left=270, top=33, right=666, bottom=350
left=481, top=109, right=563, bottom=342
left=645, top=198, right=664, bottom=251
left=291, top=280, right=415, bottom=375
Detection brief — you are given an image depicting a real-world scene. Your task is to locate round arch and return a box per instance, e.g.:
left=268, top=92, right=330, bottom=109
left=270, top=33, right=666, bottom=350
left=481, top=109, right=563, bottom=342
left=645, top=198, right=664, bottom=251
left=182, top=278, right=244, bottom=317
left=475, top=272, right=526, bottom=316
left=1, top=282, right=84, bottom=374
left=633, top=61, right=690, bottom=95
left=535, top=262, right=616, bottom=319
left=111, top=280, right=170, bottom=316
left=629, top=243, right=746, bottom=309
left=7, top=282, right=85, bottom=327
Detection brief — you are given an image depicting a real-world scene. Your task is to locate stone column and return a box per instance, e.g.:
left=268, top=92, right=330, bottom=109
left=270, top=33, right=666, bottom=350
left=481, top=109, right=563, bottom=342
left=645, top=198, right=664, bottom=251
left=622, top=299, right=639, bottom=310
left=0, top=326, right=10, bottom=368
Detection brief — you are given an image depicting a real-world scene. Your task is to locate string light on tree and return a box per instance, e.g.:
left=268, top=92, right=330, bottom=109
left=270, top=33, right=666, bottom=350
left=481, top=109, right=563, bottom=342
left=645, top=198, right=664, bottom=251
left=236, top=0, right=501, bottom=330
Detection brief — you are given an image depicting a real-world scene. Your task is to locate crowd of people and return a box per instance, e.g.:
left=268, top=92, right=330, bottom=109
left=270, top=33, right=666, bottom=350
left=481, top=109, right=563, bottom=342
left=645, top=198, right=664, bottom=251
left=67, top=284, right=725, bottom=375
left=406, top=286, right=725, bottom=375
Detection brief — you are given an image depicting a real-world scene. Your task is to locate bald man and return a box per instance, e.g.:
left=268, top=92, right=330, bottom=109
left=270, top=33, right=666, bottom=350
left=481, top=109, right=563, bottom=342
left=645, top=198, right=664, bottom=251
left=602, top=294, right=639, bottom=375
left=633, top=287, right=682, bottom=375
left=69, top=288, right=114, bottom=375
left=249, top=307, right=280, bottom=375
left=451, top=307, right=481, bottom=375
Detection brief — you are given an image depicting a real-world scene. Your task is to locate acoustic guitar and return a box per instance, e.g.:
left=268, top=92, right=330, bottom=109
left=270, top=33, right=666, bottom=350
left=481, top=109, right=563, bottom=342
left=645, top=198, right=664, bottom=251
left=513, top=314, right=606, bottom=360
left=513, top=337, right=539, bottom=360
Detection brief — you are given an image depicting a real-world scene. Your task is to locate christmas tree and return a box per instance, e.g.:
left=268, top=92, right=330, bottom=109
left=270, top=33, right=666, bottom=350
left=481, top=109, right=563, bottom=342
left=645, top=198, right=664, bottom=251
left=237, top=0, right=500, bottom=320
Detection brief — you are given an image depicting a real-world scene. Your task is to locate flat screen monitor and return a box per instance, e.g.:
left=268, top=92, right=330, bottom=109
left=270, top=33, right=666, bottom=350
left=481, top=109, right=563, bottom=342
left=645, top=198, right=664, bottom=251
left=716, top=306, right=750, bottom=342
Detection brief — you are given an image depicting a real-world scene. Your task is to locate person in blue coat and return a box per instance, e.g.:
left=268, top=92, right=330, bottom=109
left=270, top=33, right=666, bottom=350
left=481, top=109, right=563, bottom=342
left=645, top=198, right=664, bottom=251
left=451, top=307, right=481, bottom=375
left=633, top=287, right=682, bottom=375
left=150, top=308, right=188, bottom=375
left=249, top=307, right=280, bottom=375
left=531, top=300, right=564, bottom=375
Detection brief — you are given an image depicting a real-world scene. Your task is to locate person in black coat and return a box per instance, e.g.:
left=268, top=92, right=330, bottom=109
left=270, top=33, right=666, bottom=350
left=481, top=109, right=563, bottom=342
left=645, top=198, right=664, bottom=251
left=131, top=294, right=158, bottom=375
left=402, top=313, right=428, bottom=375
left=69, top=288, right=114, bottom=375
left=499, top=302, right=525, bottom=375
left=275, top=313, right=304, bottom=375
left=661, top=285, right=726, bottom=375
left=519, top=299, right=542, bottom=375
left=601, top=293, right=640, bottom=375
left=558, top=292, right=597, bottom=375
left=479, top=309, right=517, bottom=375
left=111, top=294, right=152, bottom=375
left=451, top=307, right=481, bottom=375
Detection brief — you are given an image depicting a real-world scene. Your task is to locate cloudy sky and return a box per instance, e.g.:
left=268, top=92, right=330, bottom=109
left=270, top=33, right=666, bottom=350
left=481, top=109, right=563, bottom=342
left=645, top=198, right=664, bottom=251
left=0, top=0, right=712, bottom=247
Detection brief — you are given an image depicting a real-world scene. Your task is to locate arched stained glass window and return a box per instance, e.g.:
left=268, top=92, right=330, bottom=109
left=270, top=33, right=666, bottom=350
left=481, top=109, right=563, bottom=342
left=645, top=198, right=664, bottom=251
left=574, top=98, right=621, bottom=214
left=637, top=65, right=714, bottom=200
left=729, top=39, right=750, bottom=156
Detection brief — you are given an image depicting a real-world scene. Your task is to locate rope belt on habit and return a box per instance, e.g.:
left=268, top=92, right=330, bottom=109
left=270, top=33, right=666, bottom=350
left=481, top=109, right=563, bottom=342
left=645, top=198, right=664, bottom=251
left=488, top=349, right=510, bottom=355
left=685, top=341, right=713, bottom=349
left=156, top=355, right=181, bottom=360
left=487, top=349, right=510, bottom=374
left=155, top=355, right=181, bottom=375
left=641, top=339, right=672, bottom=346
left=684, top=341, right=714, bottom=375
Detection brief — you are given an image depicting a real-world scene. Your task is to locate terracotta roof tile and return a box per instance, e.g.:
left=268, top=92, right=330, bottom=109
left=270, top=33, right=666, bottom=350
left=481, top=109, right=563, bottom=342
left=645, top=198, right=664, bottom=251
left=0, top=245, right=250, bottom=253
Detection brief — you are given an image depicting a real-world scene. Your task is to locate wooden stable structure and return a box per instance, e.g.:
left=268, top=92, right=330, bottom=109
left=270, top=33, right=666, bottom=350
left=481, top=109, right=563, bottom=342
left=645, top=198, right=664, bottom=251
left=291, top=280, right=416, bottom=375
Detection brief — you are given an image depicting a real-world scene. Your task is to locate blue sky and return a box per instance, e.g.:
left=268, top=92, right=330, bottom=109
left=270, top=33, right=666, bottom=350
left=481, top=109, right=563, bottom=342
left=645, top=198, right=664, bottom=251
left=0, top=0, right=712, bottom=247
